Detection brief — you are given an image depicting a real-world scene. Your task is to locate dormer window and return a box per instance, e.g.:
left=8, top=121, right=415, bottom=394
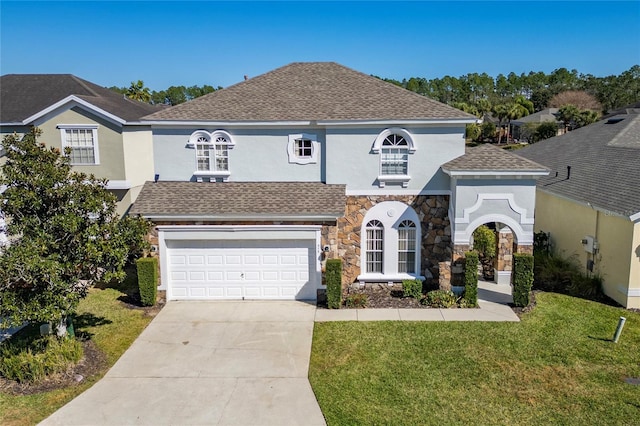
left=287, top=133, right=318, bottom=164
left=372, top=128, right=416, bottom=188
left=189, top=130, right=234, bottom=181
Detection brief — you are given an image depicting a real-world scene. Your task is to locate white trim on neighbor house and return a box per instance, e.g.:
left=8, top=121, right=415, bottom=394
left=24, top=95, right=126, bottom=126
left=457, top=193, right=534, bottom=225
left=628, top=211, right=640, bottom=223
left=57, top=124, right=100, bottom=165
left=618, top=286, right=640, bottom=297
left=105, top=180, right=132, bottom=190
left=156, top=225, right=323, bottom=293
left=287, top=133, right=319, bottom=165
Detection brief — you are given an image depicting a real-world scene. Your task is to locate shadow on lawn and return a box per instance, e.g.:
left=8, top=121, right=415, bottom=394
left=74, top=313, right=112, bottom=340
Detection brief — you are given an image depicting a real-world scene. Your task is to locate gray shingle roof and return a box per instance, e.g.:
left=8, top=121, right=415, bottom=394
left=0, top=74, right=159, bottom=123
left=143, top=62, right=477, bottom=122
left=517, top=112, right=640, bottom=218
left=130, top=181, right=346, bottom=218
left=441, top=144, right=549, bottom=173
left=512, top=108, right=560, bottom=124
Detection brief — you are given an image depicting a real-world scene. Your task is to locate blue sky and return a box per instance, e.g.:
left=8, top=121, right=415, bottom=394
left=1, top=1, right=639, bottom=90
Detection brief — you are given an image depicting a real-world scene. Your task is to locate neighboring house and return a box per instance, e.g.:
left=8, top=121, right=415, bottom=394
left=0, top=74, right=159, bottom=216
left=511, top=108, right=564, bottom=142
left=128, top=62, right=549, bottom=301
left=518, top=111, right=640, bottom=308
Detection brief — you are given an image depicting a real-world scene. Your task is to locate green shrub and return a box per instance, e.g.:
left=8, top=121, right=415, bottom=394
left=326, top=259, right=342, bottom=309
left=345, top=293, right=368, bottom=308
left=464, top=252, right=479, bottom=307
left=402, top=279, right=423, bottom=299
left=136, top=257, right=158, bottom=306
left=423, top=290, right=459, bottom=308
left=472, top=225, right=496, bottom=261
left=513, top=253, right=534, bottom=307
left=0, top=335, right=83, bottom=383
left=533, top=250, right=604, bottom=301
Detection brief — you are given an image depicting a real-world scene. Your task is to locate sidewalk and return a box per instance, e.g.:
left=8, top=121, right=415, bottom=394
left=315, top=280, right=519, bottom=322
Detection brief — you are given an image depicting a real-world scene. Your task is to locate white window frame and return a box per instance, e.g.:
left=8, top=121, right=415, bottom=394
left=188, top=130, right=235, bottom=181
left=371, top=128, right=416, bottom=188
left=365, top=220, right=384, bottom=273
left=287, top=133, right=318, bottom=164
left=398, top=220, right=417, bottom=274
left=358, top=201, right=423, bottom=282
left=58, top=124, right=100, bottom=165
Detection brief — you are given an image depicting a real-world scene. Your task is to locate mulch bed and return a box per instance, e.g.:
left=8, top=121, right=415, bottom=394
left=344, top=283, right=429, bottom=309
left=0, top=339, right=108, bottom=396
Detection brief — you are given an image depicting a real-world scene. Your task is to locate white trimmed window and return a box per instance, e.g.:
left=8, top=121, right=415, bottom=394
left=371, top=128, right=416, bottom=188
left=287, top=133, right=318, bottom=164
left=359, top=201, right=422, bottom=282
left=189, top=130, right=234, bottom=181
left=398, top=220, right=417, bottom=273
left=58, top=125, right=99, bottom=165
left=365, top=220, right=384, bottom=273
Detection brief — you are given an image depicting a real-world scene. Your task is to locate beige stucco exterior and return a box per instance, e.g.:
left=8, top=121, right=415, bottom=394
left=1, top=106, right=154, bottom=216
left=534, top=189, right=639, bottom=308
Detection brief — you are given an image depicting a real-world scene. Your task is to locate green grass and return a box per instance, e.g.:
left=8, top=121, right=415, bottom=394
left=0, top=272, right=154, bottom=426
left=310, top=292, right=640, bottom=425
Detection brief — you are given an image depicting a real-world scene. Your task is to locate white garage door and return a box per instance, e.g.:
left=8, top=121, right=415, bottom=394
left=166, top=239, right=317, bottom=300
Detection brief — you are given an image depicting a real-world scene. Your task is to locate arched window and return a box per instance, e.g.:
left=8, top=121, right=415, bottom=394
left=189, top=130, right=235, bottom=181
left=398, top=220, right=416, bottom=273
left=371, top=128, right=415, bottom=188
left=365, top=220, right=384, bottom=273
left=359, top=201, right=422, bottom=281
left=381, top=134, right=409, bottom=175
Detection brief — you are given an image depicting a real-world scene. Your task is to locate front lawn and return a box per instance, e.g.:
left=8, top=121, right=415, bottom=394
left=0, top=276, right=156, bottom=426
left=310, top=293, right=640, bottom=425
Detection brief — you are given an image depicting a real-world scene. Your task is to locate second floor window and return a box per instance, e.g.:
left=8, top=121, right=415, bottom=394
left=380, top=134, right=408, bottom=175
left=58, top=125, right=99, bottom=165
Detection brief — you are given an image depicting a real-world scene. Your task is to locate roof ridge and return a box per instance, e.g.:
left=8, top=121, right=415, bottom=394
left=70, top=75, right=101, bottom=97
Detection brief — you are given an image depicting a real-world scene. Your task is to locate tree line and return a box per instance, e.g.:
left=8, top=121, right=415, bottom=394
left=111, top=65, right=638, bottom=142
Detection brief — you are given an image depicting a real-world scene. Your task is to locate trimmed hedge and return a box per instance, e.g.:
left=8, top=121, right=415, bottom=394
left=326, top=259, right=343, bottom=309
left=513, top=253, right=534, bottom=307
left=402, top=279, right=423, bottom=299
left=464, top=251, right=479, bottom=307
left=136, top=257, right=158, bottom=307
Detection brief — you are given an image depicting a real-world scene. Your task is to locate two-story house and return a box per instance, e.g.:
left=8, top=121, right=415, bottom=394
left=0, top=74, right=159, bottom=216
left=128, top=62, right=548, bottom=301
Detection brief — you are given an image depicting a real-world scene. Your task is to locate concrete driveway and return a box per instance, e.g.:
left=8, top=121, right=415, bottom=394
left=41, top=301, right=326, bottom=425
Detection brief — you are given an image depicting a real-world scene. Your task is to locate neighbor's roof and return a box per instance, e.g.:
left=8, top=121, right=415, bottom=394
left=512, top=108, right=560, bottom=124
left=441, top=144, right=549, bottom=174
left=143, top=62, right=477, bottom=122
left=517, top=112, right=640, bottom=219
left=130, top=181, right=346, bottom=219
left=0, top=74, right=159, bottom=123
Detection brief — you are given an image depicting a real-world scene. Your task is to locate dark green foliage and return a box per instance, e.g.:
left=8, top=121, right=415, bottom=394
left=402, top=279, right=423, bottom=299
left=464, top=252, right=479, bottom=307
left=513, top=253, right=534, bottom=307
left=423, top=290, right=459, bottom=308
left=0, top=128, right=148, bottom=328
left=533, top=249, right=604, bottom=301
left=136, top=257, right=158, bottom=306
left=0, top=335, right=82, bottom=383
left=533, top=121, right=559, bottom=142
left=326, top=259, right=342, bottom=309
left=345, top=293, right=368, bottom=308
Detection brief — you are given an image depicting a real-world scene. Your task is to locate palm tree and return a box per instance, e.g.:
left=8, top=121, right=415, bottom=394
left=126, top=80, right=151, bottom=103
left=492, top=104, right=510, bottom=144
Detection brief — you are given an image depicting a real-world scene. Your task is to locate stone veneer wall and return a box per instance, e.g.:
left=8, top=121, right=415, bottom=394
left=335, top=195, right=451, bottom=287
left=496, top=229, right=514, bottom=272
